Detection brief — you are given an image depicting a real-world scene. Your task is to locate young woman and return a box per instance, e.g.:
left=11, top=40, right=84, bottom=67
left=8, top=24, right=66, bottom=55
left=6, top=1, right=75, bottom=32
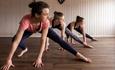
left=1, top=1, right=50, bottom=70
left=45, top=11, right=66, bottom=50
left=1, top=2, right=92, bottom=70
left=67, top=16, right=97, bottom=44
left=46, top=11, right=93, bottom=49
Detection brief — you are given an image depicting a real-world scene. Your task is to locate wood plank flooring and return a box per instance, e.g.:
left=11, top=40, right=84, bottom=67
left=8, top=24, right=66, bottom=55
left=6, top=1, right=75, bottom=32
left=0, top=37, right=115, bottom=70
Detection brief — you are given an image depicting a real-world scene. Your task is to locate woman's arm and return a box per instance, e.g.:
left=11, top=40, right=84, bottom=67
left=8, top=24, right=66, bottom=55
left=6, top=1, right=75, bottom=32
left=70, top=23, right=74, bottom=43
left=33, top=22, right=49, bottom=68
left=80, top=22, right=86, bottom=43
left=61, top=22, right=66, bottom=40
left=7, top=29, right=25, bottom=60
left=1, top=29, right=25, bottom=70
left=70, top=23, right=74, bottom=33
left=38, top=28, right=48, bottom=58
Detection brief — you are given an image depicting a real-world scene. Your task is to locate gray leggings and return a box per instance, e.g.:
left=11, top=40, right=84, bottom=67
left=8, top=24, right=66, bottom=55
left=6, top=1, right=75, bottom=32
left=65, top=28, right=84, bottom=45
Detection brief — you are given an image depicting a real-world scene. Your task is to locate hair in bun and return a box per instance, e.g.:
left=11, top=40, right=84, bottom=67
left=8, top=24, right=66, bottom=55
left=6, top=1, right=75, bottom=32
left=28, top=2, right=36, bottom=8
left=54, top=11, right=58, bottom=15
left=76, top=16, right=84, bottom=22
left=28, top=1, right=49, bottom=16
left=53, top=11, right=63, bottom=19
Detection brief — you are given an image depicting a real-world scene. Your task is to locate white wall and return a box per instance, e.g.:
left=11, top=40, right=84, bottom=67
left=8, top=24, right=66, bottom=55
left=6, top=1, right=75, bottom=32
left=0, top=0, right=115, bottom=37
left=0, top=0, right=32, bottom=37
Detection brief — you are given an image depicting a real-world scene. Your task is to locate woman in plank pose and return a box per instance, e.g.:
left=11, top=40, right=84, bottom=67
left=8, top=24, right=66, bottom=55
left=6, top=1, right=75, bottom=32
left=67, top=16, right=97, bottom=44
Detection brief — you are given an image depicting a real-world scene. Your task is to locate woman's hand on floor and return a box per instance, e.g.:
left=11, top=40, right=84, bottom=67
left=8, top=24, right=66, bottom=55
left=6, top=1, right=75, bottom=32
left=1, top=60, right=15, bottom=70
left=33, top=58, right=44, bottom=68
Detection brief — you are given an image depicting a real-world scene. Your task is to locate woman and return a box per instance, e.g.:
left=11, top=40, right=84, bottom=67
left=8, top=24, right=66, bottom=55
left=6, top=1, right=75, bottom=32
left=1, top=1, right=50, bottom=70
left=67, top=16, right=97, bottom=45
left=1, top=2, right=91, bottom=70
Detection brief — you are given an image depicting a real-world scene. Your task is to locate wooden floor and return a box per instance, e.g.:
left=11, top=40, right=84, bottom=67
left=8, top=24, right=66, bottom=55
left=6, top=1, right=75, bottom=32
left=0, top=37, right=115, bottom=70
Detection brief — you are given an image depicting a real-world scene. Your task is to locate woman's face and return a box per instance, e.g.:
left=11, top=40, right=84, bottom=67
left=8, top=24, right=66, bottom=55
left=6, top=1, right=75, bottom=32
left=35, top=8, right=49, bottom=21
left=58, top=16, right=64, bottom=23
left=41, top=8, right=49, bottom=21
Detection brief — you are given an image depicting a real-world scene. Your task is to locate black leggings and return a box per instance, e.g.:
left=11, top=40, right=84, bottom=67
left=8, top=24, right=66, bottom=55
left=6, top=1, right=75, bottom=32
left=12, top=30, right=33, bottom=50
left=47, top=28, right=77, bottom=56
left=74, top=27, right=94, bottom=40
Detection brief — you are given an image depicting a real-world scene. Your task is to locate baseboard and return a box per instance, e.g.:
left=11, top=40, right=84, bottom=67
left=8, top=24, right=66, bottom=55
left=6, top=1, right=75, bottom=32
left=0, top=34, right=41, bottom=37
left=0, top=34, right=115, bottom=38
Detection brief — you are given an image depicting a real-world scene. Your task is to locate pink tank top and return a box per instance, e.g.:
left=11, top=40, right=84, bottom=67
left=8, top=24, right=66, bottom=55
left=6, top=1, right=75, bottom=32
left=19, top=14, right=49, bottom=33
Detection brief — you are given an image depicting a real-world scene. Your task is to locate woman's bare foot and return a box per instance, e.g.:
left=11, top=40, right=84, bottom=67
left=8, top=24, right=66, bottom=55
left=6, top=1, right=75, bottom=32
left=76, top=52, right=92, bottom=63
left=71, top=40, right=76, bottom=45
left=84, top=45, right=94, bottom=49
left=44, top=45, right=49, bottom=52
left=45, top=47, right=49, bottom=52
left=83, top=42, right=94, bottom=48
left=91, top=38, right=97, bottom=41
left=45, top=40, right=50, bottom=52
left=17, top=48, right=28, bottom=57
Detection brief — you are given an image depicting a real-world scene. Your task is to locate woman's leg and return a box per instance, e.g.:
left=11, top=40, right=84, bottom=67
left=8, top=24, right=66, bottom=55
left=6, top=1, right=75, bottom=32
left=47, top=28, right=92, bottom=63
left=75, top=27, right=96, bottom=41
left=12, top=30, right=33, bottom=57
left=65, top=28, right=93, bottom=48
left=47, top=28, right=77, bottom=55
left=65, top=28, right=83, bottom=44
